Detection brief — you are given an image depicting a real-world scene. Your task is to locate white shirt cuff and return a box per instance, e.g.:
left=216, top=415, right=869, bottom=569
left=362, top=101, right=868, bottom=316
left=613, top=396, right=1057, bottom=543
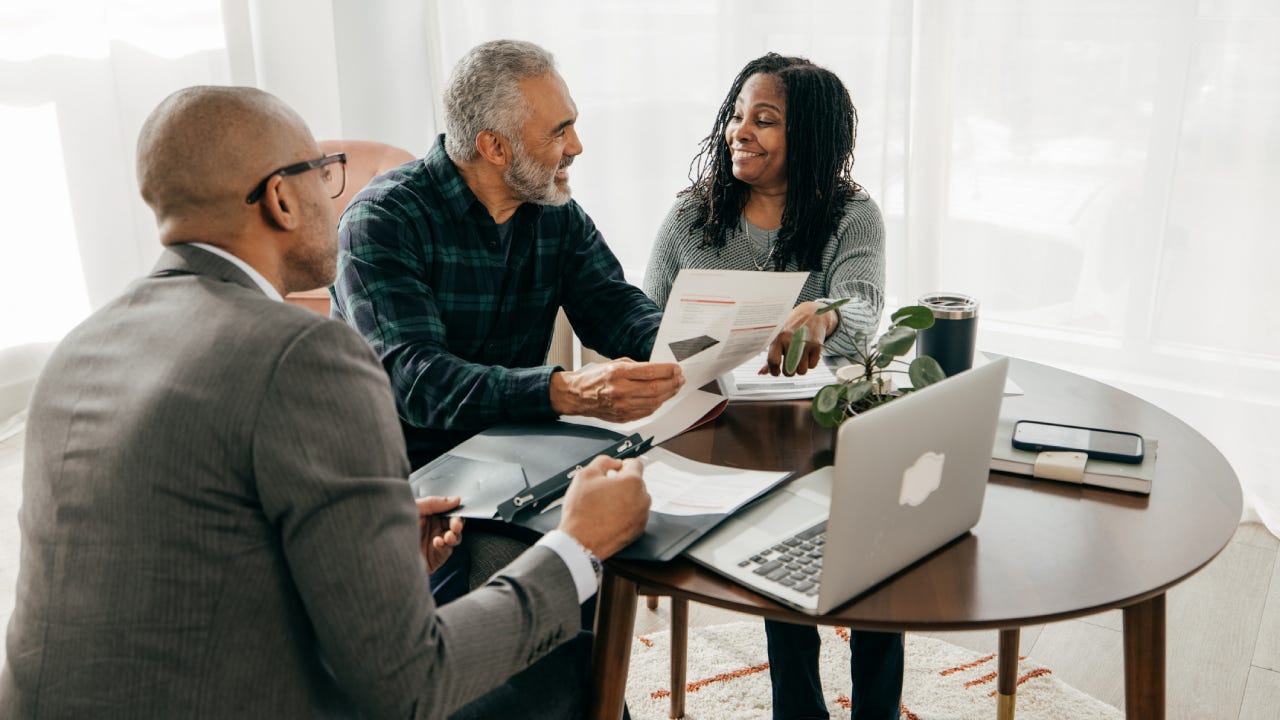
left=535, top=529, right=598, bottom=604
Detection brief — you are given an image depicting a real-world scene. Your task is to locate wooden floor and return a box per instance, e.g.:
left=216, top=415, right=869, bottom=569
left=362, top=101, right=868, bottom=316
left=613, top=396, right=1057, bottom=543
left=1, top=429, right=1278, bottom=718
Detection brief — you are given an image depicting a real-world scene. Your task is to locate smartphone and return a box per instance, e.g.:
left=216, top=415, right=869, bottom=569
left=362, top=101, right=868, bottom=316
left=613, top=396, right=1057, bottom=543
left=1012, top=420, right=1144, bottom=464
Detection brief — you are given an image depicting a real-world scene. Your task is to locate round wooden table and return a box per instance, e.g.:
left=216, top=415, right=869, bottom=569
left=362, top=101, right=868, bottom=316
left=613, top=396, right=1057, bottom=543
left=588, top=357, right=1242, bottom=720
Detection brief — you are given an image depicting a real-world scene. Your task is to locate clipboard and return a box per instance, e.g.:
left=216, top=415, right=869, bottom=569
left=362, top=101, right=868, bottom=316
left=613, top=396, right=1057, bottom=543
left=407, top=419, right=782, bottom=561
left=495, top=434, right=650, bottom=521
left=408, top=421, right=637, bottom=522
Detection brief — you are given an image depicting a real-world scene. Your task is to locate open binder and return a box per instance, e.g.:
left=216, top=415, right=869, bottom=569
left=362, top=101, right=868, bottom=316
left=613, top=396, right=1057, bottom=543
left=409, top=419, right=790, bottom=561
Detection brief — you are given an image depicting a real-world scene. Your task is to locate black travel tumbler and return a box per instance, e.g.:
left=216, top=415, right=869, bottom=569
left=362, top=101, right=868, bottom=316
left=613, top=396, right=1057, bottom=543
left=916, top=293, right=979, bottom=377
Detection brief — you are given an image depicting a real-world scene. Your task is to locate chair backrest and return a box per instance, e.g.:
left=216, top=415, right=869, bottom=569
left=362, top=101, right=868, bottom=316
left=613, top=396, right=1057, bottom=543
left=318, top=139, right=416, bottom=216
left=284, top=139, right=416, bottom=314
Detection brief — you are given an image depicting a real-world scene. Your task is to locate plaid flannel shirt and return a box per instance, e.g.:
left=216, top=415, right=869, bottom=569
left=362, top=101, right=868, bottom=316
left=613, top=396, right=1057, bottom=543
left=332, top=135, right=661, bottom=467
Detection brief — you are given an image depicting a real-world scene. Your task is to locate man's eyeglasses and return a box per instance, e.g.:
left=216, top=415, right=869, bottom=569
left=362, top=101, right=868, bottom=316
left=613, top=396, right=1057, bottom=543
left=245, top=153, right=347, bottom=204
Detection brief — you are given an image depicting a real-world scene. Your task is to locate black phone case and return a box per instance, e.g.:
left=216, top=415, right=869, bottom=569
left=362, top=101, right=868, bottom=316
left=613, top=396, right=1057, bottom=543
left=1011, top=420, right=1145, bottom=464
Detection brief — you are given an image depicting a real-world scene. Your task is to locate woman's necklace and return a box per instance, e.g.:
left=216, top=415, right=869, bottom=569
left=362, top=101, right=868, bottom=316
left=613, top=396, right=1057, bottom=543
left=745, top=222, right=778, bottom=272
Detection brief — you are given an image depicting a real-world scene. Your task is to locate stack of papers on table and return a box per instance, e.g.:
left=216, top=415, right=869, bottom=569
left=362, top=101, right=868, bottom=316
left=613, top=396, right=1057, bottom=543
left=717, top=352, right=838, bottom=401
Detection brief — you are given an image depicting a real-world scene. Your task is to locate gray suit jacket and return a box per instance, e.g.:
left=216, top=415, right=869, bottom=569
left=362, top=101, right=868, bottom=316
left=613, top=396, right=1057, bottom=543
left=1, top=245, right=581, bottom=718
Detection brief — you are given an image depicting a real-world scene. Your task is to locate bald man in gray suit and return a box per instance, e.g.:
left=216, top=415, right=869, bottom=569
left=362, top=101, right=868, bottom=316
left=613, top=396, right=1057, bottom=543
left=0, top=86, right=650, bottom=719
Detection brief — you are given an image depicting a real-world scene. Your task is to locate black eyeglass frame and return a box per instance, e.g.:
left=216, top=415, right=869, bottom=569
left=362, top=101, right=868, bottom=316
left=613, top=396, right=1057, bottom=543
left=244, top=152, right=347, bottom=204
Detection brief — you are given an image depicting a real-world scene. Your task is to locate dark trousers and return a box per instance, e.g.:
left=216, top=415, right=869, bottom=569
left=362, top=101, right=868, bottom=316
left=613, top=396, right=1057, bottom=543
left=764, top=619, right=904, bottom=720
left=429, top=541, right=472, bottom=604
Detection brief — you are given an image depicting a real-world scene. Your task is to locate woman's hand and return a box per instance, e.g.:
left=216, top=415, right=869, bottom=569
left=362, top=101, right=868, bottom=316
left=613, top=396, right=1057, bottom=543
left=762, top=301, right=839, bottom=376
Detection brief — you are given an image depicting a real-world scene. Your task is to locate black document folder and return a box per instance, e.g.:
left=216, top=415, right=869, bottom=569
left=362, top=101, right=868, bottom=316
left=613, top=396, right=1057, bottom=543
left=408, top=420, right=781, bottom=561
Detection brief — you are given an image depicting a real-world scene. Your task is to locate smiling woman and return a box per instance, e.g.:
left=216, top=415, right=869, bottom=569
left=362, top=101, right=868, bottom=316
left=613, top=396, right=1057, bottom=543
left=725, top=72, right=788, bottom=194
left=644, top=51, right=901, bottom=720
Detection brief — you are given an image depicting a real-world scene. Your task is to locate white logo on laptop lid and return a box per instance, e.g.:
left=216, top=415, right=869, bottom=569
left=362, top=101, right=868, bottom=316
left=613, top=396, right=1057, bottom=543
left=899, top=451, right=945, bottom=507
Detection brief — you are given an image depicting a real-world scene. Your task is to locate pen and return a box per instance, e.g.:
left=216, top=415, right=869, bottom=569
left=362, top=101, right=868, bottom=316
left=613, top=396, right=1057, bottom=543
left=499, top=434, right=650, bottom=522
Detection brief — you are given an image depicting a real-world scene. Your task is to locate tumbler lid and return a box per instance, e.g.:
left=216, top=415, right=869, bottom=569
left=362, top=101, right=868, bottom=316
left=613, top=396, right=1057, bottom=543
left=919, top=292, right=978, bottom=319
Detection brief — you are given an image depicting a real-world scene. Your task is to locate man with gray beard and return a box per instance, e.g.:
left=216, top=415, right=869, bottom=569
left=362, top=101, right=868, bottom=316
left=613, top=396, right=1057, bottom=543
left=331, top=39, right=682, bottom=604
left=331, top=39, right=681, bottom=472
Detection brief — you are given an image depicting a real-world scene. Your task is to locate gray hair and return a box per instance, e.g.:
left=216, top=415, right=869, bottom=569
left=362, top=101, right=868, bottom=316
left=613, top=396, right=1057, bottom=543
left=443, top=40, right=556, bottom=163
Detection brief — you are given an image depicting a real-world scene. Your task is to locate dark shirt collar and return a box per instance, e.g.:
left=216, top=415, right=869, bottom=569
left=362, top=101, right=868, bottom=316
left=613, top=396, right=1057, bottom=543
left=425, top=134, right=544, bottom=226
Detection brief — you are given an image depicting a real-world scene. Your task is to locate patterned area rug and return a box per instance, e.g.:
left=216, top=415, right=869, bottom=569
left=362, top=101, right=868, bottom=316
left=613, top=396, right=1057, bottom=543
left=626, top=622, right=1122, bottom=719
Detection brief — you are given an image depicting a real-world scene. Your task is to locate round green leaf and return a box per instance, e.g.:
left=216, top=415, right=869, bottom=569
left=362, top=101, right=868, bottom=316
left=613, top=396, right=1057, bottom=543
left=890, top=305, right=935, bottom=330
left=815, top=298, right=850, bottom=315
left=908, top=355, right=946, bottom=388
left=814, top=384, right=842, bottom=413
left=846, top=379, right=874, bottom=404
left=783, top=325, right=808, bottom=375
left=812, top=402, right=846, bottom=428
left=876, top=325, right=916, bottom=357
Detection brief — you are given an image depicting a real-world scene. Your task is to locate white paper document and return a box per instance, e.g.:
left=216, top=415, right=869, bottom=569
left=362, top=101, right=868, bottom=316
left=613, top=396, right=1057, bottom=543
left=560, top=387, right=725, bottom=446
left=651, top=269, right=809, bottom=390
left=564, top=269, right=806, bottom=441
left=638, top=447, right=790, bottom=516
left=719, top=352, right=839, bottom=401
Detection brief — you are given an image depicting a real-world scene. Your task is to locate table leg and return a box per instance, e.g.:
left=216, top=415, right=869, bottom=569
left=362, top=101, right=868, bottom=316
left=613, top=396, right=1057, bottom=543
left=669, top=597, right=689, bottom=718
left=589, top=572, right=639, bottom=720
left=997, top=628, right=1019, bottom=720
left=1122, top=593, right=1166, bottom=720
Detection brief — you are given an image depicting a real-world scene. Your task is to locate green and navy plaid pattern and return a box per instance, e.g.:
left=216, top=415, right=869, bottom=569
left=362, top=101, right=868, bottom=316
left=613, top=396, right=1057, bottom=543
left=332, top=135, right=661, bottom=467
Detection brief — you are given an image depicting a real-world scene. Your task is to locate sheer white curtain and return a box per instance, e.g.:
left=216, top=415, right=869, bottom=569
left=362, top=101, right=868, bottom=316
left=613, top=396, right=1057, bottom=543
left=0, top=0, right=434, bottom=436
left=3, top=1, right=1278, bottom=536
left=0, top=1, right=231, bottom=436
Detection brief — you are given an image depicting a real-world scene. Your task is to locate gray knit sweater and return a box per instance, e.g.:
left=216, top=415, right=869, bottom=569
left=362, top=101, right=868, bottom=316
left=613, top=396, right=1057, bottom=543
left=643, top=191, right=886, bottom=357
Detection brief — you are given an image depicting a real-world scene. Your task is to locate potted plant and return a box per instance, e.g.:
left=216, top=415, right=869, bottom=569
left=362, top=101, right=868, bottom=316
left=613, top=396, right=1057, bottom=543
left=784, top=302, right=947, bottom=427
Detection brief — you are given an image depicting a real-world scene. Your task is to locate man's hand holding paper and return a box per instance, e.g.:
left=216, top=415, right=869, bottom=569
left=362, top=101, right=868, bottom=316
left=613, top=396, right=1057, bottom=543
left=550, top=359, right=685, bottom=422
left=560, top=270, right=808, bottom=445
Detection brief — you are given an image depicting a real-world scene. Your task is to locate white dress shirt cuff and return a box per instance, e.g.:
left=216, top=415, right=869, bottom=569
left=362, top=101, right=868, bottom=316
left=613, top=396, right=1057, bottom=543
left=536, top=530, right=598, bottom=604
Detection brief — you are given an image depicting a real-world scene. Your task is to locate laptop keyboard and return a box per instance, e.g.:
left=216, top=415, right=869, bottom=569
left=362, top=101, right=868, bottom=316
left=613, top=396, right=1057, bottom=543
left=736, top=521, right=826, bottom=597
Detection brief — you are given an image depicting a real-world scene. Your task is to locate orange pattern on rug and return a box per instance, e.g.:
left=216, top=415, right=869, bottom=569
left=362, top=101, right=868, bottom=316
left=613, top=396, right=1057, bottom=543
left=627, top=623, right=1120, bottom=719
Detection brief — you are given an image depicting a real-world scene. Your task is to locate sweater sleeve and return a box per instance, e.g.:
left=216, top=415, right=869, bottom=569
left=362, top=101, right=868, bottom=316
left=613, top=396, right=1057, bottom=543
left=817, top=195, right=887, bottom=357
left=643, top=200, right=689, bottom=311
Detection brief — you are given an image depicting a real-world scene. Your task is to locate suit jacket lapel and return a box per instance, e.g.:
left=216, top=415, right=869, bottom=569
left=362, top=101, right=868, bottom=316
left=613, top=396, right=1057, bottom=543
left=150, top=244, right=264, bottom=296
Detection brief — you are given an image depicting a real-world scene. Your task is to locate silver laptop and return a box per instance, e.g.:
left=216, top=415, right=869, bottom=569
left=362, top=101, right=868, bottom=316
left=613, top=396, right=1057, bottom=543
left=684, top=357, right=1009, bottom=615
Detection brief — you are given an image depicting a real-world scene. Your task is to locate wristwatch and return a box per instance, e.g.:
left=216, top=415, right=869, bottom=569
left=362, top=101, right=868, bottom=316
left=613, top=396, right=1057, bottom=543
left=571, top=536, right=604, bottom=584
left=585, top=547, right=603, bottom=584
